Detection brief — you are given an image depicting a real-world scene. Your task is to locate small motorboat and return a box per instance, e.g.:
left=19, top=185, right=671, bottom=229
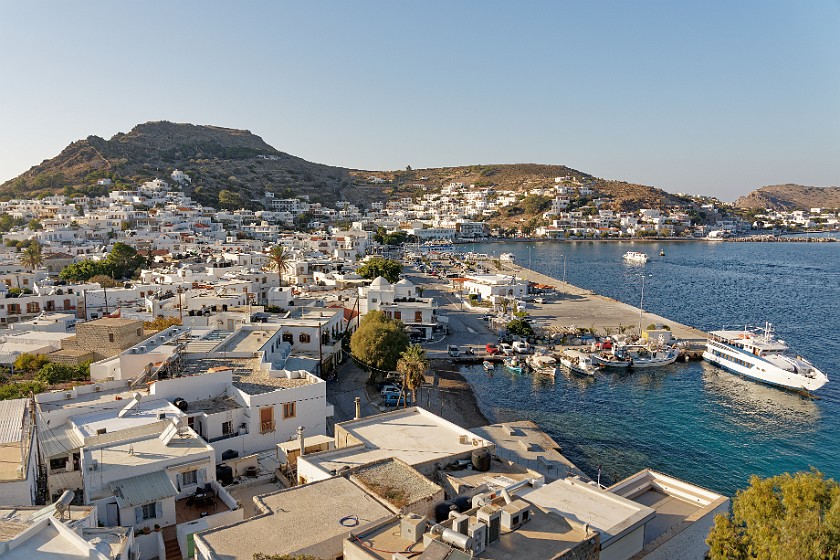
left=504, top=357, right=523, bottom=374
left=482, top=360, right=495, bottom=371
left=526, top=354, right=557, bottom=377
left=559, top=350, right=599, bottom=376
left=659, top=250, right=665, bottom=256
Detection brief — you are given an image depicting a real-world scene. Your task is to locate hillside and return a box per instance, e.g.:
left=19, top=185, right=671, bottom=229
left=735, top=184, right=840, bottom=211
left=0, top=121, right=362, bottom=208
left=2, top=121, right=690, bottom=220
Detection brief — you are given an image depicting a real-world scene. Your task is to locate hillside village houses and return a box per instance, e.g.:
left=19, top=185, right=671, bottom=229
left=0, top=171, right=816, bottom=559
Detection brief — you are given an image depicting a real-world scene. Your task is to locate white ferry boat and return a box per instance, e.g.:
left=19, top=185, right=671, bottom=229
left=703, top=323, right=828, bottom=392
left=622, top=251, right=649, bottom=264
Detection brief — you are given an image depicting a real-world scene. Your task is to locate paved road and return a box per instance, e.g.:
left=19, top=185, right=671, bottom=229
left=326, top=268, right=498, bottom=430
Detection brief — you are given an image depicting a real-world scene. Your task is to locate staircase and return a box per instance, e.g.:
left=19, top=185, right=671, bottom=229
left=164, top=537, right=182, bottom=560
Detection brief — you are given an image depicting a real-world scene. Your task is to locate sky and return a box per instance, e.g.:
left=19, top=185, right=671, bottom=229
left=1, top=1, right=838, bottom=201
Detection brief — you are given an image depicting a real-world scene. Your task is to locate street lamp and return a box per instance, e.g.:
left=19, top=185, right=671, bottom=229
left=559, top=255, right=567, bottom=284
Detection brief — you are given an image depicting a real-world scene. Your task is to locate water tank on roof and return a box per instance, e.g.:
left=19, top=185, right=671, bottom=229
left=221, top=449, right=239, bottom=461
left=472, top=449, right=491, bottom=472
left=216, top=464, right=234, bottom=486
left=173, top=398, right=189, bottom=411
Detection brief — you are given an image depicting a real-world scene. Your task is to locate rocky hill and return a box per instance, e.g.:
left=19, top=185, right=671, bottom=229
left=0, top=121, right=360, bottom=208
left=734, top=184, right=840, bottom=211
left=1, top=121, right=691, bottom=217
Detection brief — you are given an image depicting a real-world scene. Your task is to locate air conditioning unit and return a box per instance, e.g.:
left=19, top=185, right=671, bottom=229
left=500, top=499, right=532, bottom=531
left=477, top=505, right=501, bottom=544
left=469, top=522, right=488, bottom=554
left=64, top=393, right=72, bottom=400
left=453, top=514, right=469, bottom=535
left=94, top=386, right=101, bottom=392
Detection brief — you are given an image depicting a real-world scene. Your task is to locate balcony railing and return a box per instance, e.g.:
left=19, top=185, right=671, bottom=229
left=260, top=420, right=275, bottom=434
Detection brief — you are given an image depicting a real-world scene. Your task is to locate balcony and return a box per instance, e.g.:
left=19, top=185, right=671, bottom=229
left=260, top=420, right=275, bottom=434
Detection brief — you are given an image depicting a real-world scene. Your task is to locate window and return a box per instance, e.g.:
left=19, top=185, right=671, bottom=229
left=137, top=328, right=142, bottom=336
left=222, top=421, right=233, bottom=435
left=108, top=334, right=115, bottom=343
left=283, top=402, right=296, bottom=419
left=282, top=332, right=293, bottom=344
left=415, top=311, right=422, bottom=323
left=394, top=311, right=401, bottom=320
left=182, top=469, right=198, bottom=486
left=138, top=502, right=156, bottom=521
left=26, top=302, right=40, bottom=314
left=49, top=457, right=68, bottom=471
left=299, top=333, right=310, bottom=343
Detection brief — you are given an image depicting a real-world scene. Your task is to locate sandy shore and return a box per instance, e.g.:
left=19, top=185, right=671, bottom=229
left=421, top=358, right=490, bottom=429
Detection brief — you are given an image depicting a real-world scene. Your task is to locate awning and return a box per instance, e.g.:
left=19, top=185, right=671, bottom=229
left=110, top=470, right=178, bottom=508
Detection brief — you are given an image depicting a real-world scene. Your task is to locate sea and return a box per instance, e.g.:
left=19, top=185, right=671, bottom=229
left=462, top=235, right=840, bottom=496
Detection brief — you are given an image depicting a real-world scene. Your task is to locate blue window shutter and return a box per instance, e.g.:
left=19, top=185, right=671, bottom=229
left=155, top=501, right=162, bottom=519
left=135, top=507, right=142, bottom=524
left=176, top=473, right=183, bottom=491
left=197, top=468, right=206, bottom=485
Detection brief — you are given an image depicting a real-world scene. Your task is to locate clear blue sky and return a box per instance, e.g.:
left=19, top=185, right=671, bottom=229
left=1, top=1, right=838, bottom=200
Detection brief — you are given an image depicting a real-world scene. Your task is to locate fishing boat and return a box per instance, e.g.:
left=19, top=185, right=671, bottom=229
left=703, top=323, right=829, bottom=392
left=593, top=343, right=679, bottom=368
left=558, top=350, right=599, bottom=376
left=526, top=354, right=557, bottom=377
left=504, top=357, right=524, bottom=374
left=482, top=360, right=495, bottom=371
left=659, top=250, right=665, bottom=256
left=499, top=252, right=516, bottom=263
left=622, top=251, right=649, bottom=264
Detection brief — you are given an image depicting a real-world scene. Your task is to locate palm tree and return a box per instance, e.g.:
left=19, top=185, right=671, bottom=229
left=267, top=245, right=291, bottom=287
left=21, top=241, right=43, bottom=270
left=396, top=344, right=429, bottom=407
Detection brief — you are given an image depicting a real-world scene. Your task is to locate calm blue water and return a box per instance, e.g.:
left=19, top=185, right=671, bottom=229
left=463, top=237, right=840, bottom=496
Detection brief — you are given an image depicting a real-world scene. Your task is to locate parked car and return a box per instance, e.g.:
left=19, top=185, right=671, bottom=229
left=512, top=341, right=531, bottom=354
left=447, top=345, right=461, bottom=357
left=534, top=297, right=545, bottom=304
left=485, top=343, right=500, bottom=355
left=383, top=392, right=413, bottom=406
left=380, top=384, right=401, bottom=398
left=499, top=343, right=514, bottom=356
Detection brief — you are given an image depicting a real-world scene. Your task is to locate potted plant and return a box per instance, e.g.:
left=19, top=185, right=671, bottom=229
left=141, top=526, right=151, bottom=535
left=153, top=524, right=161, bottom=532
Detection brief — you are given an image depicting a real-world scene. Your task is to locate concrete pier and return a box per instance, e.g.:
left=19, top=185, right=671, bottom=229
left=496, top=261, right=708, bottom=341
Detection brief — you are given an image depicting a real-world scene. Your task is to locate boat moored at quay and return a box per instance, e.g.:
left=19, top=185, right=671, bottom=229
left=703, top=323, right=829, bottom=392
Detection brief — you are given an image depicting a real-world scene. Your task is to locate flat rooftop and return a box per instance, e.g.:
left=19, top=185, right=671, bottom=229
left=197, top=476, right=392, bottom=559
left=608, top=469, right=728, bottom=546
left=178, top=357, right=318, bottom=395
left=473, top=421, right=588, bottom=481
left=350, top=459, right=442, bottom=510
left=212, top=327, right=279, bottom=353
left=341, top=407, right=489, bottom=462
left=519, top=477, right=655, bottom=547
left=187, top=396, right=241, bottom=415
left=351, top=503, right=591, bottom=560
left=71, top=398, right=182, bottom=438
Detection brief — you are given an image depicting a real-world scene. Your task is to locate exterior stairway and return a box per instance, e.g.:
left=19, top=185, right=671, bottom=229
left=164, top=537, right=182, bottom=560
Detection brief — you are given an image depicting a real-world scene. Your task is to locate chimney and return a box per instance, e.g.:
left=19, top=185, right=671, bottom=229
left=354, top=397, right=361, bottom=420
left=297, top=426, right=305, bottom=458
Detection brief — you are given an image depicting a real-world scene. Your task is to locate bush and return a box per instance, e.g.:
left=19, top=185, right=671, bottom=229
left=36, top=362, right=89, bottom=385
left=506, top=319, right=534, bottom=337
left=0, top=381, right=46, bottom=401
left=14, top=353, right=50, bottom=373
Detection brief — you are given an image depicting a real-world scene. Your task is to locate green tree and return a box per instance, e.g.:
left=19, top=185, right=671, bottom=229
left=350, top=311, right=409, bottom=380
left=89, top=274, right=119, bottom=288
left=27, top=218, right=43, bottom=231
left=396, top=344, right=429, bottom=405
left=0, top=381, right=46, bottom=401
left=107, top=242, right=145, bottom=278
left=13, top=353, right=50, bottom=373
left=267, top=245, right=292, bottom=287
left=20, top=241, right=44, bottom=270
left=35, top=362, right=89, bottom=384
left=707, top=469, right=840, bottom=560
left=59, top=259, right=112, bottom=282
left=506, top=318, right=534, bottom=337
left=357, top=257, right=402, bottom=284
left=218, top=189, right=243, bottom=209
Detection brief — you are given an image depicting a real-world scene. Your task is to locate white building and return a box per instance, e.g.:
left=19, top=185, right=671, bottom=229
left=358, top=277, right=438, bottom=339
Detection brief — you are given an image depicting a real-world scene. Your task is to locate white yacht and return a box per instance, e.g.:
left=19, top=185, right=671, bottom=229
left=622, top=251, right=649, bottom=264
left=703, top=323, right=828, bottom=392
